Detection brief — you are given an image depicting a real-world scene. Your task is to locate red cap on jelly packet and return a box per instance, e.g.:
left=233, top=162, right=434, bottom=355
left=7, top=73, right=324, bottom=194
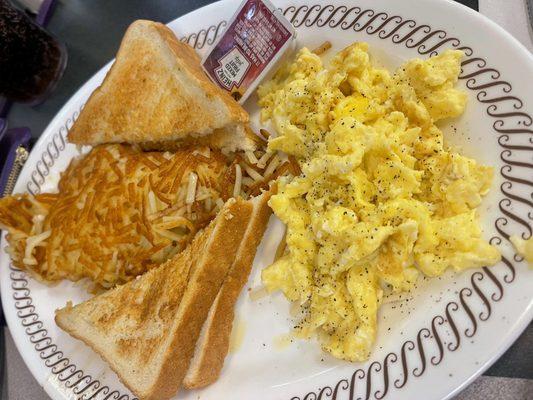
left=202, top=0, right=295, bottom=103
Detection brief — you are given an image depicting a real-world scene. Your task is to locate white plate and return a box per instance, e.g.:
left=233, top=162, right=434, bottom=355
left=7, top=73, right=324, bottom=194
left=2, top=0, right=532, bottom=399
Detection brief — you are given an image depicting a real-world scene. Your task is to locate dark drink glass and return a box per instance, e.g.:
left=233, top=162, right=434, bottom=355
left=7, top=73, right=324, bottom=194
left=0, top=0, right=66, bottom=104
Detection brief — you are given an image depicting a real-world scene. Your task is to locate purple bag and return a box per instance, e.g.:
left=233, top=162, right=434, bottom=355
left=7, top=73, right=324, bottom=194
left=0, top=122, right=31, bottom=196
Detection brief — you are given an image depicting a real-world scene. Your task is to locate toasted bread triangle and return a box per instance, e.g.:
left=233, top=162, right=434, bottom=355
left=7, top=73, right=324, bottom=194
left=183, top=190, right=273, bottom=388
left=55, top=198, right=253, bottom=400
left=68, top=20, right=256, bottom=151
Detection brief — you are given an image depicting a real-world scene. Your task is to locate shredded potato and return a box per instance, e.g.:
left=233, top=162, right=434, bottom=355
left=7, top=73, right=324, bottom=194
left=0, top=143, right=289, bottom=289
left=0, top=145, right=230, bottom=287
left=312, top=41, right=332, bottom=55
left=233, top=164, right=242, bottom=199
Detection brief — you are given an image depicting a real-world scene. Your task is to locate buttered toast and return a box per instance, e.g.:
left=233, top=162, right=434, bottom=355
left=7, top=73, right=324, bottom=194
left=68, top=20, right=258, bottom=152
left=55, top=198, right=253, bottom=400
left=184, top=190, right=272, bottom=388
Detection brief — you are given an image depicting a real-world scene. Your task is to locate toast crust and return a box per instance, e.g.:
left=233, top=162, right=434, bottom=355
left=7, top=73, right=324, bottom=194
left=146, top=199, right=252, bottom=399
left=68, top=20, right=249, bottom=147
left=183, top=191, right=273, bottom=388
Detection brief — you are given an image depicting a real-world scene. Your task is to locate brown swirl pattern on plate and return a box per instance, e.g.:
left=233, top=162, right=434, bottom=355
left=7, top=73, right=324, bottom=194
left=26, top=104, right=83, bottom=196
left=9, top=263, right=134, bottom=400
left=180, top=20, right=227, bottom=49
left=7, top=3, right=532, bottom=400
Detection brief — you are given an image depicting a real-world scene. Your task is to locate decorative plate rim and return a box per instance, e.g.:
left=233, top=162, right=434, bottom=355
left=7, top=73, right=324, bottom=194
left=1, top=1, right=532, bottom=400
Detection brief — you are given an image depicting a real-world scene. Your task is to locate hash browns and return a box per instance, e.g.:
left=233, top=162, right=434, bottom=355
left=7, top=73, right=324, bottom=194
left=0, top=144, right=288, bottom=289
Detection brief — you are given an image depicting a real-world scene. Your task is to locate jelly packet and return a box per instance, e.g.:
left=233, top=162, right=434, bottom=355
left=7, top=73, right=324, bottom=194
left=202, top=0, right=296, bottom=103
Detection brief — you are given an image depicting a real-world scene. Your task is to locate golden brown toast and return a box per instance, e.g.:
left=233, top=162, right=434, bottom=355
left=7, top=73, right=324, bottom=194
left=183, top=190, right=273, bottom=388
left=55, top=198, right=253, bottom=400
left=68, top=20, right=257, bottom=152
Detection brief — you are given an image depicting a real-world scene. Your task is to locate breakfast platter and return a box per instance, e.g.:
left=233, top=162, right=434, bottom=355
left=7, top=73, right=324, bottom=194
left=1, top=0, right=532, bottom=400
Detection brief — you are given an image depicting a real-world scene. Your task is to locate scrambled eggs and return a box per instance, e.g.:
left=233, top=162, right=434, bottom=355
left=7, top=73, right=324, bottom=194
left=257, top=43, right=501, bottom=361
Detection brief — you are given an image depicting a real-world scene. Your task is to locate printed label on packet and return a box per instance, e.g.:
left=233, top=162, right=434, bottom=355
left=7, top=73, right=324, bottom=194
left=202, top=0, right=295, bottom=103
